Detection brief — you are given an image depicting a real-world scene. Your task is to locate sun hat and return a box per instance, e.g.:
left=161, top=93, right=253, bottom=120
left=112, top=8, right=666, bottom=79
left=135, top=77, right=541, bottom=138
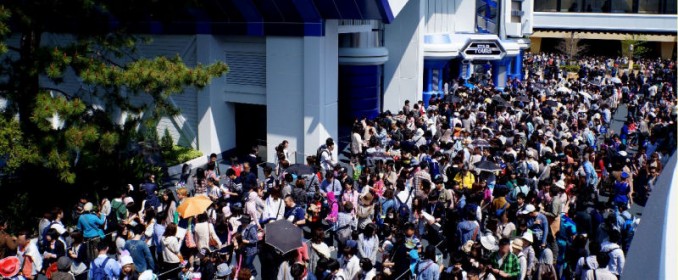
left=521, top=230, right=534, bottom=244
left=519, top=204, right=537, bottom=215
left=512, top=238, right=524, bottom=251
left=480, top=234, right=498, bottom=252
left=215, top=263, right=232, bottom=277
left=0, top=257, right=20, bottom=278
left=138, top=270, right=157, bottom=280
left=120, top=255, right=134, bottom=267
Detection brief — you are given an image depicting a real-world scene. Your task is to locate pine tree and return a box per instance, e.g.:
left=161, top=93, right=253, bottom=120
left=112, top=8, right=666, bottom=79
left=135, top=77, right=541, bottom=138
left=0, top=2, right=228, bottom=184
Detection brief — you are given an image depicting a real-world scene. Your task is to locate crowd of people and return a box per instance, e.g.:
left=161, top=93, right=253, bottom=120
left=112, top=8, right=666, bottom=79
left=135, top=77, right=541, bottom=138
left=0, top=52, right=674, bottom=280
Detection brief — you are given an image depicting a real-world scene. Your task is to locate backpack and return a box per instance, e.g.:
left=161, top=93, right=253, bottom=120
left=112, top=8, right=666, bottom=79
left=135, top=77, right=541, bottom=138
left=316, top=145, right=328, bottom=168
left=90, top=257, right=111, bottom=280
left=427, top=158, right=441, bottom=178
left=396, top=192, right=412, bottom=222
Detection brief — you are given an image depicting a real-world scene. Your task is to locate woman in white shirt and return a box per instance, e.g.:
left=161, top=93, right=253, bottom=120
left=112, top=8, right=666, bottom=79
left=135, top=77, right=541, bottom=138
left=357, top=224, right=379, bottom=265
left=262, top=189, right=284, bottom=224
left=194, top=213, right=221, bottom=255
left=161, top=223, right=182, bottom=275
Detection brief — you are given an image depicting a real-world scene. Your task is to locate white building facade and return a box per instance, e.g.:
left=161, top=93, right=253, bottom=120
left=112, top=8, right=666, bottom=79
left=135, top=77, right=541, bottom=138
left=31, top=0, right=535, bottom=163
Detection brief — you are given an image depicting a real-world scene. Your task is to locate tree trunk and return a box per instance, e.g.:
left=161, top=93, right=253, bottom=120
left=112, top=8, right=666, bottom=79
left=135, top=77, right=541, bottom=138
left=17, top=29, right=41, bottom=136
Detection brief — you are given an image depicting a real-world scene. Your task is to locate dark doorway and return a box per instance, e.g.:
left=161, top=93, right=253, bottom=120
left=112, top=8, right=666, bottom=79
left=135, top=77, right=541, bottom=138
left=234, top=103, right=266, bottom=159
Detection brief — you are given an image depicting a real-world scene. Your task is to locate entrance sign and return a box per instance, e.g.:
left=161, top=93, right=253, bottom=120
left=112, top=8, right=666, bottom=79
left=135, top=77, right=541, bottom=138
left=461, top=40, right=506, bottom=60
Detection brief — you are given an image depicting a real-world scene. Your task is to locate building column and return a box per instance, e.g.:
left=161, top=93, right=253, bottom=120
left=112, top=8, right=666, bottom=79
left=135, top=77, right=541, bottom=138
left=423, top=59, right=448, bottom=107
left=514, top=50, right=524, bottom=81
left=383, top=0, right=424, bottom=112
left=337, top=21, right=389, bottom=144
left=492, top=58, right=511, bottom=91
left=660, top=41, right=676, bottom=60
left=265, top=20, right=339, bottom=163
left=530, top=37, right=542, bottom=53
left=196, top=35, right=234, bottom=155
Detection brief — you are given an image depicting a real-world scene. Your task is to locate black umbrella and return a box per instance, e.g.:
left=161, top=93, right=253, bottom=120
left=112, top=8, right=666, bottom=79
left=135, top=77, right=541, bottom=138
left=264, top=219, right=303, bottom=254
left=474, top=161, right=501, bottom=172
left=514, top=96, right=530, bottom=103
left=286, top=163, right=314, bottom=175
left=492, top=95, right=508, bottom=106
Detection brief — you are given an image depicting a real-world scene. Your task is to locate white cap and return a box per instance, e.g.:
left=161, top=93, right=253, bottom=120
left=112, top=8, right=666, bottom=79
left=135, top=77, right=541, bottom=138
left=120, top=256, right=134, bottom=266
left=519, top=204, right=537, bottom=215
left=83, top=202, right=93, bottom=212
left=555, top=180, right=566, bottom=190
left=123, top=197, right=134, bottom=206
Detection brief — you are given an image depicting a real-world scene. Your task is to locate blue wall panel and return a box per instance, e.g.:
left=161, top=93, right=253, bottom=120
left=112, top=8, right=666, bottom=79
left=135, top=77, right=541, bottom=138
left=338, top=65, right=382, bottom=123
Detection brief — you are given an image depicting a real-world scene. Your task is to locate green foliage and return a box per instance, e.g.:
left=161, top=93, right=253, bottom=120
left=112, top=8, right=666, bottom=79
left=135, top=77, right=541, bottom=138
left=560, top=64, right=581, bottom=73
left=0, top=3, right=229, bottom=185
left=0, top=117, right=39, bottom=171
left=621, top=35, right=651, bottom=58
left=162, top=145, right=203, bottom=167
left=160, top=128, right=174, bottom=151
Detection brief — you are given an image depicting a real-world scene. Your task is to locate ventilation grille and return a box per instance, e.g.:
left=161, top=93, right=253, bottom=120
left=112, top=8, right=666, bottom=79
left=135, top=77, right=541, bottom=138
left=224, top=52, right=266, bottom=87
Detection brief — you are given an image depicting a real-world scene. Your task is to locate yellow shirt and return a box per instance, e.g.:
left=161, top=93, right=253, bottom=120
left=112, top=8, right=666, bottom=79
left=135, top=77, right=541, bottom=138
left=454, top=172, right=475, bottom=189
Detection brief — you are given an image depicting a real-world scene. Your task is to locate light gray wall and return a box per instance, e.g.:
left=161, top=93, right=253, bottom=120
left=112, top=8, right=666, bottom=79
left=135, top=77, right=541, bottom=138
left=266, top=20, right=339, bottom=163
left=383, top=0, right=425, bottom=112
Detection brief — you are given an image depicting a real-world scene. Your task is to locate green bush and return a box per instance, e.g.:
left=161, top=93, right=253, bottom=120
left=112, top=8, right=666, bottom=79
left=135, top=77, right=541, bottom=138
left=560, top=64, right=580, bottom=73
left=160, top=128, right=174, bottom=151
left=162, top=145, right=203, bottom=166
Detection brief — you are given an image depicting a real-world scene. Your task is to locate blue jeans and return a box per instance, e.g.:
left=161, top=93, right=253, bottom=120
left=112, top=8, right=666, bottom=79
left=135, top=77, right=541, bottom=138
left=244, top=254, right=257, bottom=276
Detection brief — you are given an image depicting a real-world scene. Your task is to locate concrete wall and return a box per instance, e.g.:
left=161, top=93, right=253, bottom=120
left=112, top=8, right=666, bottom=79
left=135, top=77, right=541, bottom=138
left=454, top=0, right=476, bottom=33
left=266, top=20, right=339, bottom=163
left=424, top=0, right=456, bottom=34
left=383, top=0, right=424, bottom=112
left=196, top=35, right=234, bottom=155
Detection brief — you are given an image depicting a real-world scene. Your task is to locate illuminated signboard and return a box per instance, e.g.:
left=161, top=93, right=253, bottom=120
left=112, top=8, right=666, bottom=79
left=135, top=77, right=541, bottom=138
left=461, top=40, right=506, bottom=60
